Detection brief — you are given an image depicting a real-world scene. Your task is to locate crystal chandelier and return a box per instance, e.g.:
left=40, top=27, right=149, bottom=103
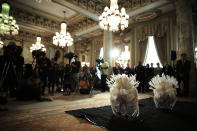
left=99, top=0, right=129, bottom=32
left=30, top=37, right=46, bottom=52
left=53, top=11, right=73, bottom=48
left=116, top=45, right=130, bottom=68
left=0, top=2, right=19, bottom=35
left=33, top=0, right=51, bottom=3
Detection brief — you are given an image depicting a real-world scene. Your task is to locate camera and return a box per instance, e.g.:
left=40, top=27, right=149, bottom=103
left=3, top=43, right=24, bottom=68
left=4, top=44, right=22, bottom=58
left=96, top=58, right=104, bottom=70
left=96, top=58, right=104, bottom=64
left=32, top=50, right=45, bottom=60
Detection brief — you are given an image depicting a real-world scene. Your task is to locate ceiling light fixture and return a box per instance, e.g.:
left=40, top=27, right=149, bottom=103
left=99, top=0, right=129, bottom=32
left=116, top=45, right=130, bottom=68
left=53, top=11, right=73, bottom=48
left=30, top=36, right=46, bottom=52
left=0, top=2, right=19, bottom=35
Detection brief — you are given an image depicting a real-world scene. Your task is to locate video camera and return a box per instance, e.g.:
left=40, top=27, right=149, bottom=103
left=4, top=44, right=22, bottom=58
left=96, top=58, right=104, bottom=70
left=3, top=43, right=24, bottom=68
left=32, top=50, right=46, bottom=60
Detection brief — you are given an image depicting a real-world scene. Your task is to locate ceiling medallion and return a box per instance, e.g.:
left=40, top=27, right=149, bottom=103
left=133, top=10, right=161, bottom=22
left=99, top=0, right=129, bottom=32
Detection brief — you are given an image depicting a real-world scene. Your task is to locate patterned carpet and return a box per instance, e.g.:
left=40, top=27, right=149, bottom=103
left=1, top=92, right=192, bottom=131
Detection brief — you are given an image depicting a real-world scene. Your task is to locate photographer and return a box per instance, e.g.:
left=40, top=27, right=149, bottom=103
left=37, top=53, right=50, bottom=96
left=48, top=59, right=56, bottom=95
left=32, top=50, right=50, bottom=96
left=0, top=42, right=24, bottom=97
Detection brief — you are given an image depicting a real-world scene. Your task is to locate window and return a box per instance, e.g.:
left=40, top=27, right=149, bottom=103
left=99, top=47, right=103, bottom=59
left=144, top=36, right=162, bottom=67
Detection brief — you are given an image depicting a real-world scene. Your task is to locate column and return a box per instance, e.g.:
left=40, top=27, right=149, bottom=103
left=103, top=31, right=113, bottom=75
left=176, top=0, right=197, bottom=96
left=71, top=43, right=75, bottom=52
left=90, top=41, right=94, bottom=66
left=134, top=27, right=140, bottom=66
left=130, top=29, right=135, bottom=67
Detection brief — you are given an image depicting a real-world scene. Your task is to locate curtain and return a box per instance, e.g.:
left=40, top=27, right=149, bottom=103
left=139, top=38, right=148, bottom=64
left=154, top=34, right=167, bottom=66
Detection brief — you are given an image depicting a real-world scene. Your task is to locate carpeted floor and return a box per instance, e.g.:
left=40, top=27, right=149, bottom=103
left=0, top=92, right=196, bottom=131
left=66, top=98, right=197, bottom=131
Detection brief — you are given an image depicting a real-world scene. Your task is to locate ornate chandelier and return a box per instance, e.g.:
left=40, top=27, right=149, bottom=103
left=33, top=0, right=51, bottom=3
left=0, top=2, right=19, bottom=35
left=30, top=37, right=46, bottom=52
left=116, top=45, right=130, bottom=68
left=99, top=0, right=129, bottom=32
left=53, top=11, right=73, bottom=48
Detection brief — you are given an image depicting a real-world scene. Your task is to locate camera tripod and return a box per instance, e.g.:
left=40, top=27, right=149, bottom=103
left=0, top=59, right=18, bottom=96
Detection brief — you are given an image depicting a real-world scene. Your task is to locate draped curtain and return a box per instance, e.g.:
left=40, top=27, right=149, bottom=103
left=153, top=34, right=167, bottom=66
left=139, top=38, right=148, bottom=64
left=137, top=22, right=167, bottom=42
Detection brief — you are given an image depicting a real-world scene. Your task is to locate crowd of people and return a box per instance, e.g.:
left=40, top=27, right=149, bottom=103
left=111, top=53, right=190, bottom=97
left=0, top=42, right=191, bottom=111
left=0, top=42, right=98, bottom=107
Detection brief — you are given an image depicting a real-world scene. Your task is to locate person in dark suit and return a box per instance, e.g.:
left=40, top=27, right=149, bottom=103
left=162, top=62, right=174, bottom=76
left=113, top=63, right=124, bottom=75
left=124, top=63, right=132, bottom=76
left=176, top=53, right=191, bottom=97
left=135, top=61, right=145, bottom=93
left=48, top=60, right=57, bottom=95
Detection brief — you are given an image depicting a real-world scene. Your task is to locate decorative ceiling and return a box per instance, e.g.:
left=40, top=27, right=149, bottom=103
left=1, top=0, right=175, bottom=42
left=15, top=0, right=76, bottom=18
left=65, top=0, right=159, bottom=14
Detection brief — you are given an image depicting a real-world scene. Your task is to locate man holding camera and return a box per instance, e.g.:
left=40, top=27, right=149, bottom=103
left=37, top=53, right=50, bottom=95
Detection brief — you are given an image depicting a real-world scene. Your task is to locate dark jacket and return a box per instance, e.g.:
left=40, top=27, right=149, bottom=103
left=176, top=60, right=190, bottom=77
left=71, top=61, right=81, bottom=73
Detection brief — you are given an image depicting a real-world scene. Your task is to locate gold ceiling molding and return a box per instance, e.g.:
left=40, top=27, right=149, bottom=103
left=65, top=0, right=158, bottom=14
left=68, top=18, right=97, bottom=33
left=67, top=14, right=86, bottom=25
left=10, top=5, right=97, bottom=36
left=0, top=29, right=52, bottom=46
left=11, top=7, right=59, bottom=33
left=13, top=1, right=63, bottom=22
